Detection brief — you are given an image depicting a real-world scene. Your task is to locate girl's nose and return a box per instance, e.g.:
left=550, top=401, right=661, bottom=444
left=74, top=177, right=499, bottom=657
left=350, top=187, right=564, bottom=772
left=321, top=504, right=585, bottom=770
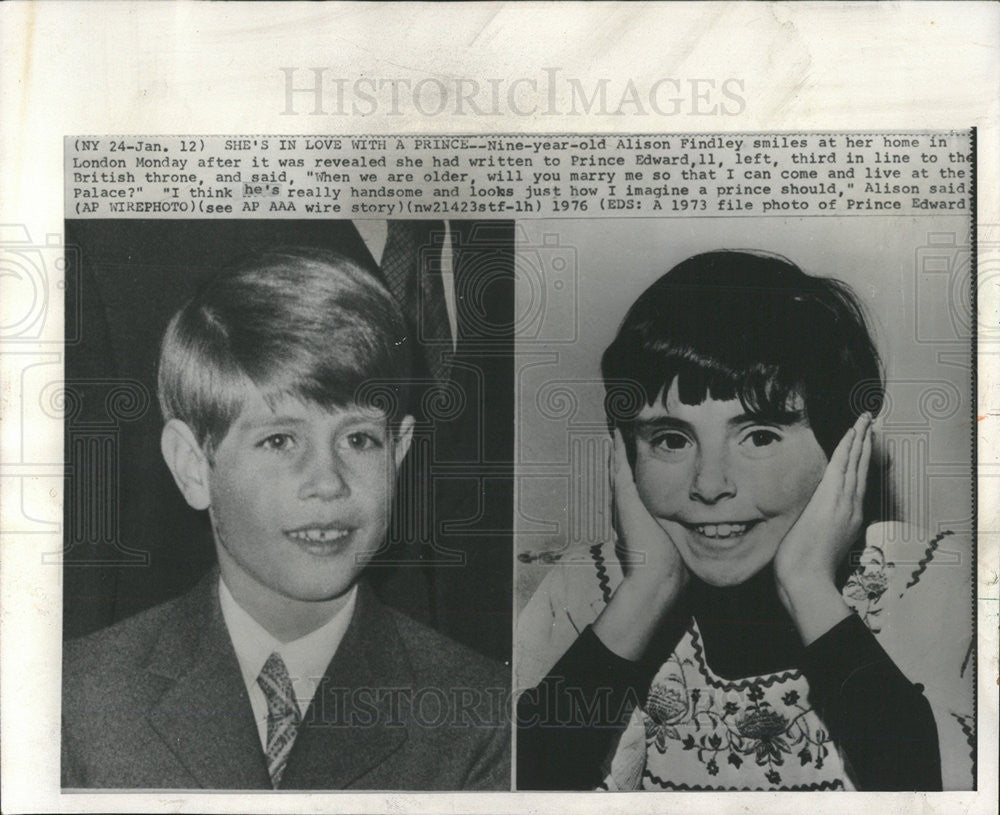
left=689, top=449, right=736, bottom=504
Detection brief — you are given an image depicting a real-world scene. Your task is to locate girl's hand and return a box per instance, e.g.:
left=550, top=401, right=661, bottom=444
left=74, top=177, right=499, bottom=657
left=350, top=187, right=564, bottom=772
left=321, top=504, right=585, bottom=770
left=611, top=428, right=688, bottom=595
left=774, top=412, right=873, bottom=644
left=593, top=430, right=688, bottom=660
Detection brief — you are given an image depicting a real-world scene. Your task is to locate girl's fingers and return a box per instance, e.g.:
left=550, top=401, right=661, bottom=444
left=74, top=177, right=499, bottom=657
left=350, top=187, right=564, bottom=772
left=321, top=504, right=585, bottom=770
left=607, top=434, right=617, bottom=532
left=608, top=431, right=617, bottom=490
left=844, top=413, right=870, bottom=496
left=613, top=429, right=634, bottom=494
left=613, top=428, right=629, bottom=475
left=612, top=429, right=642, bottom=511
left=856, top=422, right=873, bottom=503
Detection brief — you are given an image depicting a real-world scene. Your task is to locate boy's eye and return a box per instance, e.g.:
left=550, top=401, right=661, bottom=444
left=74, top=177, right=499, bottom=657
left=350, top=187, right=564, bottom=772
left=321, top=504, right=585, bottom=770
left=342, top=431, right=383, bottom=452
left=259, top=433, right=295, bottom=451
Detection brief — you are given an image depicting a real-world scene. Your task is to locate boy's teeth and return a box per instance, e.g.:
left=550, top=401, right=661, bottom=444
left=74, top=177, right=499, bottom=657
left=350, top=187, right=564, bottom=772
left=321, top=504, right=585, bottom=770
left=290, top=528, right=348, bottom=543
left=693, top=523, right=750, bottom=539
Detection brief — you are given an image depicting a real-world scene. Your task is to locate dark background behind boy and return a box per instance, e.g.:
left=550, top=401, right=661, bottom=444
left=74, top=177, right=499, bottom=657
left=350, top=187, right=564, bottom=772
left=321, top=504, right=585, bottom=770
left=62, top=218, right=514, bottom=663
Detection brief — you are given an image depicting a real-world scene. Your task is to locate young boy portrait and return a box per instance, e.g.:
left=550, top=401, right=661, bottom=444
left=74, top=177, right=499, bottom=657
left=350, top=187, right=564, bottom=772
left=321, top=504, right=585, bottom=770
left=61, top=246, right=509, bottom=790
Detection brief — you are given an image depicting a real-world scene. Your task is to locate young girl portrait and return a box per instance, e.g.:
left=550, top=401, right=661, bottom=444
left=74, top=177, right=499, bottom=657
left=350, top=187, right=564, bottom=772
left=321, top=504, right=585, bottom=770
left=515, top=222, right=975, bottom=792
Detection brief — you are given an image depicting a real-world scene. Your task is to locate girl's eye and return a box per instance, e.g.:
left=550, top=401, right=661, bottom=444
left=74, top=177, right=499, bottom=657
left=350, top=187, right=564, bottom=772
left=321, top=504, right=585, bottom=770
left=742, top=428, right=782, bottom=448
left=737, top=428, right=783, bottom=459
left=259, top=433, right=295, bottom=451
left=653, top=432, right=692, bottom=452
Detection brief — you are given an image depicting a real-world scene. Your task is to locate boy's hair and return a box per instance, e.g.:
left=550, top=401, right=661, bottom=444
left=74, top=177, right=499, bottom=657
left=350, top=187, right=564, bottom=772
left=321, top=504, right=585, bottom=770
left=158, top=246, right=413, bottom=457
left=601, top=250, right=884, bottom=458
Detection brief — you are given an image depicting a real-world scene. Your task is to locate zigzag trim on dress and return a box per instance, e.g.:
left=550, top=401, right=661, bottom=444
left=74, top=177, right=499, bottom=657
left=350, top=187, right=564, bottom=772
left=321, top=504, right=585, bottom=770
left=904, top=529, right=954, bottom=590
left=688, top=623, right=803, bottom=690
left=950, top=711, right=976, bottom=780
left=589, top=543, right=612, bottom=604
left=643, top=770, right=845, bottom=791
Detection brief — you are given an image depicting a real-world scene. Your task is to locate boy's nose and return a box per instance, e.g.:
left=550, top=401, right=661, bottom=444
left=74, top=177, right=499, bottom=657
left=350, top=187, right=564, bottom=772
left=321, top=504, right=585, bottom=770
left=689, top=451, right=736, bottom=504
left=298, top=449, right=350, bottom=500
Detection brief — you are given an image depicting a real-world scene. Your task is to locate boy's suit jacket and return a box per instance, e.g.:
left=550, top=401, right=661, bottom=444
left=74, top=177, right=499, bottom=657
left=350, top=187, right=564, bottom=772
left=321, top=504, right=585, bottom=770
left=62, top=573, right=509, bottom=790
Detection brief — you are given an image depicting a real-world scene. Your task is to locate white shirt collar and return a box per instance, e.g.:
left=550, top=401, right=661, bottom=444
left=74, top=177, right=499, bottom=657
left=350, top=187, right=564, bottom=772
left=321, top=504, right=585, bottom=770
left=219, top=577, right=357, bottom=718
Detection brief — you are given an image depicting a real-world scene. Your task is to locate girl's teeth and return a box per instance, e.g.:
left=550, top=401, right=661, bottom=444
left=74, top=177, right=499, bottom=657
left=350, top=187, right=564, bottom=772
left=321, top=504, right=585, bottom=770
left=694, top=523, right=749, bottom=538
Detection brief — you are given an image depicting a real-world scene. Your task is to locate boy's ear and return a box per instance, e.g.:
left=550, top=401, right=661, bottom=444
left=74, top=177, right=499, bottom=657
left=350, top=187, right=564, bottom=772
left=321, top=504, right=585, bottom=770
left=160, top=419, right=212, bottom=510
left=393, top=415, right=415, bottom=468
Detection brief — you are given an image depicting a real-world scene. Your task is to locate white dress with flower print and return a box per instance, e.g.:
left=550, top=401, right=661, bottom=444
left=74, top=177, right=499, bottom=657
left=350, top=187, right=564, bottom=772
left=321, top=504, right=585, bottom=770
left=516, top=522, right=975, bottom=791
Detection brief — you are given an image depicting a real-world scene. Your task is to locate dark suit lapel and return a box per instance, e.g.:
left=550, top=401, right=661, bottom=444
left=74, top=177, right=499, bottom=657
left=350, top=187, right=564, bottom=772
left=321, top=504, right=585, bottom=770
left=281, top=582, right=410, bottom=789
left=145, top=572, right=271, bottom=789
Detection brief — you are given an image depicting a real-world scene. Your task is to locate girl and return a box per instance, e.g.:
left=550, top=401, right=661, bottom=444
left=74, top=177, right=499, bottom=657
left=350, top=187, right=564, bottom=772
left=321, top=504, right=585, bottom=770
left=516, top=251, right=974, bottom=791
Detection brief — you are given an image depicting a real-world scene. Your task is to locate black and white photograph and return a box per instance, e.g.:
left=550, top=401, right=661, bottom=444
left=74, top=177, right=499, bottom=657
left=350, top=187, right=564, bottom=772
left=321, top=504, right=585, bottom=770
left=1, top=3, right=997, bottom=814
left=514, top=215, right=976, bottom=791
left=59, top=219, right=514, bottom=789
left=53, top=134, right=980, bottom=794
left=43, top=131, right=991, bottom=797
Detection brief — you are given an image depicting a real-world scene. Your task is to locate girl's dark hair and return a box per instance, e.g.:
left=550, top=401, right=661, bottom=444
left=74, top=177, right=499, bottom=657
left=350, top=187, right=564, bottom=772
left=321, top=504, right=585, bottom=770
left=601, top=250, right=884, bottom=459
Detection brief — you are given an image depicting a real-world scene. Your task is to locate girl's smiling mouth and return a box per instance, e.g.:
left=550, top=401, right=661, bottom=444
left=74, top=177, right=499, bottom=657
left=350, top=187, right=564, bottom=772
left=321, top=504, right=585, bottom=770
left=680, top=519, right=762, bottom=540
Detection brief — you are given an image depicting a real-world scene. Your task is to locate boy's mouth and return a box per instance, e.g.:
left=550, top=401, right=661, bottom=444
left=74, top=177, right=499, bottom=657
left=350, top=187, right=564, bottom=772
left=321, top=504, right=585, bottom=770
left=285, top=526, right=352, bottom=544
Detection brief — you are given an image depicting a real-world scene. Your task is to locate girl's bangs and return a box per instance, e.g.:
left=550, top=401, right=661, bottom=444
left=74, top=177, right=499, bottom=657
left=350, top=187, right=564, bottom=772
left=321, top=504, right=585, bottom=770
left=639, top=352, right=806, bottom=425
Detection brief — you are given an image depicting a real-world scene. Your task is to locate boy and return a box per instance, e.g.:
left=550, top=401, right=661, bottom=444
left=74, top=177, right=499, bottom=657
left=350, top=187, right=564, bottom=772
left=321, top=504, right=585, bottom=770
left=62, top=247, right=509, bottom=790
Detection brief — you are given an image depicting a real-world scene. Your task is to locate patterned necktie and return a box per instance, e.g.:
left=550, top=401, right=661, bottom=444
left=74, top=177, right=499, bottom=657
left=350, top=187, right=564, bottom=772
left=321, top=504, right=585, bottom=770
left=381, top=220, right=453, bottom=382
left=257, top=652, right=301, bottom=788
